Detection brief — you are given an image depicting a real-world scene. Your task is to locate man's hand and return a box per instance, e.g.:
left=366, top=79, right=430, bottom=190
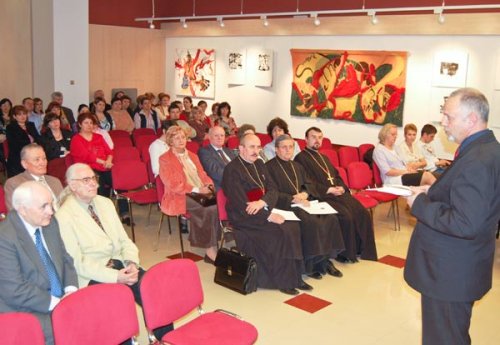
left=327, top=186, right=345, bottom=196
left=292, top=192, right=308, bottom=204
left=437, top=159, right=451, bottom=167
left=267, top=212, right=285, bottom=224
left=117, top=265, right=139, bottom=286
left=406, top=185, right=430, bottom=208
left=246, top=200, right=266, bottom=215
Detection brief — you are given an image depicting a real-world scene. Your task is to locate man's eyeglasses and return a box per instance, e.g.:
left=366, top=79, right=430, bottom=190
left=72, top=175, right=98, bottom=185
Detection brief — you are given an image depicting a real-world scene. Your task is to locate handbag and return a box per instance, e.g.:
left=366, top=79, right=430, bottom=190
left=186, top=191, right=216, bottom=207
left=214, top=248, right=258, bottom=295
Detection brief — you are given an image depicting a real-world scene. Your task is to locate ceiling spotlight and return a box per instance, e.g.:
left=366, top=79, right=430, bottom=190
left=434, top=8, right=445, bottom=24
left=261, top=15, right=269, bottom=27
left=181, top=18, right=188, bottom=29
left=311, top=13, right=320, bottom=26
left=368, top=11, right=378, bottom=25
left=218, top=17, right=225, bottom=28
left=148, top=19, right=155, bottom=29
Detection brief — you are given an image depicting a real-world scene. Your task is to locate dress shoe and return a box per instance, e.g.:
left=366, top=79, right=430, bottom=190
left=279, top=288, right=299, bottom=296
left=203, top=255, right=215, bottom=265
left=335, top=255, right=356, bottom=264
left=326, top=262, right=343, bottom=278
left=307, top=272, right=323, bottom=280
left=120, top=216, right=135, bottom=227
left=297, top=280, right=313, bottom=291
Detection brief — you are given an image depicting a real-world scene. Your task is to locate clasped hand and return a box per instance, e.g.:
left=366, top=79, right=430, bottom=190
left=246, top=200, right=266, bottom=215
left=117, top=264, right=139, bottom=286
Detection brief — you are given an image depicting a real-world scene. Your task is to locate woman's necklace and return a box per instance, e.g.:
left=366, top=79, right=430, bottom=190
left=276, top=158, right=299, bottom=194
left=238, top=156, right=265, bottom=193
left=305, top=148, right=336, bottom=186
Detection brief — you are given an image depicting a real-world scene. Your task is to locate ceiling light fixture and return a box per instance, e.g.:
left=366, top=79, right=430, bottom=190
left=148, top=19, right=155, bottom=29
left=434, top=8, right=445, bottom=24
left=181, top=18, right=188, bottom=28
left=218, top=17, right=225, bottom=28
left=311, top=13, right=320, bottom=26
left=368, top=10, right=378, bottom=25
left=261, top=15, right=269, bottom=27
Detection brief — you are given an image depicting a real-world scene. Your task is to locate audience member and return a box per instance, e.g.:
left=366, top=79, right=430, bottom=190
left=93, top=97, right=114, bottom=131
left=0, top=98, right=11, bottom=165
left=396, top=123, right=427, bottom=170
left=197, top=100, right=212, bottom=127
left=24, top=97, right=42, bottom=134
left=108, top=97, right=134, bottom=133
left=4, top=143, right=64, bottom=211
left=159, top=126, right=219, bottom=262
left=373, top=123, right=435, bottom=186
left=181, top=96, right=193, bottom=120
left=168, top=103, right=196, bottom=138
left=209, top=102, right=219, bottom=125
left=90, top=89, right=111, bottom=112
left=134, top=97, right=159, bottom=131
left=149, top=121, right=170, bottom=177
left=45, top=101, right=71, bottom=132
left=51, top=91, right=76, bottom=130
left=404, top=88, right=500, bottom=345
left=40, top=113, right=73, bottom=160
left=154, top=93, right=170, bottom=121
left=417, top=123, right=451, bottom=174
left=262, top=117, right=300, bottom=160
left=198, top=126, right=236, bottom=191
left=295, top=127, right=378, bottom=263
left=6, top=105, right=41, bottom=177
left=0, top=181, right=78, bottom=345
left=188, top=106, right=209, bottom=145
left=267, top=134, right=345, bottom=280
left=56, top=163, right=173, bottom=343
left=121, top=95, right=135, bottom=119
left=215, top=101, right=238, bottom=136
left=222, top=133, right=307, bottom=295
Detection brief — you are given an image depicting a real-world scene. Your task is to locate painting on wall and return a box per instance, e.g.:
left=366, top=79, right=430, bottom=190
left=226, top=49, right=246, bottom=85
left=431, top=51, right=468, bottom=88
left=254, top=49, right=273, bottom=87
left=290, top=49, right=408, bottom=126
left=174, top=48, right=215, bottom=99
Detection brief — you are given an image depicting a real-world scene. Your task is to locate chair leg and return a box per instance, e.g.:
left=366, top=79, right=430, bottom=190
left=177, top=216, right=185, bottom=258
left=147, top=203, right=153, bottom=224
left=128, top=200, right=135, bottom=242
left=394, top=199, right=401, bottom=231
left=167, top=216, right=172, bottom=234
left=219, top=222, right=226, bottom=250
left=154, top=213, right=164, bottom=251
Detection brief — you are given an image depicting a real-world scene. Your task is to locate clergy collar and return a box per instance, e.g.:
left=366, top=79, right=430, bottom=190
left=305, top=147, right=319, bottom=154
left=238, top=155, right=256, bottom=165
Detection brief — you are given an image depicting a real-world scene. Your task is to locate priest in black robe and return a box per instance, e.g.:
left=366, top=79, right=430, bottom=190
left=266, top=135, right=345, bottom=279
left=295, top=127, right=378, bottom=262
left=222, top=134, right=308, bottom=295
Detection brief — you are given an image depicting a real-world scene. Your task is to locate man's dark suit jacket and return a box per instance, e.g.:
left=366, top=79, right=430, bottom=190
left=198, top=144, right=237, bottom=191
left=0, top=211, right=78, bottom=344
left=404, top=130, right=500, bottom=302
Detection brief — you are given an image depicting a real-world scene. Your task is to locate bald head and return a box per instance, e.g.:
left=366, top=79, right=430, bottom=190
left=208, top=126, right=225, bottom=148
left=12, top=181, right=54, bottom=227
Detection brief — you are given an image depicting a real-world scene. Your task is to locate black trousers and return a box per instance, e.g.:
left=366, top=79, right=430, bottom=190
left=88, top=260, right=173, bottom=343
left=421, top=294, right=474, bottom=345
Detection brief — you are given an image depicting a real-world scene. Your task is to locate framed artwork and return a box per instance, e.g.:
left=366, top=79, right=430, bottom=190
left=254, top=49, right=273, bottom=87
left=290, top=49, right=408, bottom=125
left=431, top=51, right=468, bottom=88
left=226, top=49, right=246, bottom=85
left=174, top=48, right=215, bottom=99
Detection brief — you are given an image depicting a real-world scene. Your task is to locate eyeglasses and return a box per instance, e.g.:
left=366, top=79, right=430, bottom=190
left=72, top=175, right=98, bottom=185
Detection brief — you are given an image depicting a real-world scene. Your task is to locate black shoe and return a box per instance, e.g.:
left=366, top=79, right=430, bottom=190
left=307, top=272, right=323, bottom=280
left=279, top=288, right=299, bottom=296
left=335, top=255, right=355, bottom=264
left=203, top=255, right=215, bottom=265
left=297, top=280, right=313, bottom=291
left=120, top=216, right=135, bottom=227
left=326, top=262, right=343, bottom=278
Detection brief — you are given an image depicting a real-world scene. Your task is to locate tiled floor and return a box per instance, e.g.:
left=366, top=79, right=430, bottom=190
left=131, top=199, right=500, bottom=345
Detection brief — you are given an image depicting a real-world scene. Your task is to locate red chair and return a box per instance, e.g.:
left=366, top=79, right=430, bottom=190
left=108, top=129, right=130, bottom=139
left=0, top=184, right=7, bottom=220
left=256, top=132, right=271, bottom=147
left=52, top=284, right=139, bottom=345
left=113, top=146, right=141, bottom=162
left=226, top=135, right=240, bottom=149
left=338, top=146, right=360, bottom=169
left=47, top=157, right=68, bottom=186
left=132, top=128, right=156, bottom=143
left=112, top=160, right=158, bottom=242
left=186, top=140, right=200, bottom=154
left=140, top=259, right=258, bottom=345
left=338, top=165, right=378, bottom=218
left=358, top=143, right=375, bottom=163
left=295, top=138, right=306, bottom=151
left=0, top=312, right=44, bottom=345
left=346, top=162, right=379, bottom=213
left=134, top=134, right=157, bottom=152
left=217, top=189, right=235, bottom=249
left=140, top=146, right=155, bottom=185
left=320, top=148, right=340, bottom=168
left=321, top=137, right=333, bottom=149
left=202, top=138, right=210, bottom=147
left=111, top=135, right=133, bottom=148
left=64, top=153, right=74, bottom=167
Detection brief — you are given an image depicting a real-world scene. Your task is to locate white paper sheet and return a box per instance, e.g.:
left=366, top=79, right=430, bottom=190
left=291, top=200, right=338, bottom=215
left=271, top=208, right=301, bottom=221
left=368, top=185, right=413, bottom=197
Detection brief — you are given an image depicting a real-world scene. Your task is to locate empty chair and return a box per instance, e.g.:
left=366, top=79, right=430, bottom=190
left=108, top=129, right=131, bottom=139
left=140, top=259, right=258, bottom=345
left=132, top=128, right=156, bottom=143
left=338, top=146, right=360, bottom=169
left=0, top=312, right=45, bottom=345
left=52, top=284, right=139, bottom=345
left=346, top=162, right=380, bottom=214
left=113, top=146, right=141, bottom=162
left=226, top=135, right=240, bottom=150
left=111, top=135, right=133, bottom=148
left=134, top=134, right=157, bottom=151
left=320, top=148, right=340, bottom=168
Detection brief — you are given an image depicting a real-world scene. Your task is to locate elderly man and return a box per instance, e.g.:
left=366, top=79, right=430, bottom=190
left=222, top=133, right=308, bottom=295
left=266, top=134, right=345, bottom=279
left=4, top=143, right=63, bottom=211
left=405, top=88, right=500, bottom=345
left=0, top=181, right=78, bottom=345
left=56, top=163, right=172, bottom=341
left=198, top=125, right=237, bottom=191
left=51, top=91, right=75, bottom=131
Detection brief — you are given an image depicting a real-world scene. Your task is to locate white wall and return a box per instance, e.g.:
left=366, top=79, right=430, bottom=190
left=165, top=35, right=500, bottom=159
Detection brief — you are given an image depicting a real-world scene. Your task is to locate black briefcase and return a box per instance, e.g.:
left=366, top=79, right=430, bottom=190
left=214, top=248, right=258, bottom=295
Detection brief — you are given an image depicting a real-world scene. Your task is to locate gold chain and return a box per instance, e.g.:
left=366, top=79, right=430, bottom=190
left=237, top=156, right=265, bottom=192
left=276, top=159, right=299, bottom=194
left=305, top=149, right=336, bottom=186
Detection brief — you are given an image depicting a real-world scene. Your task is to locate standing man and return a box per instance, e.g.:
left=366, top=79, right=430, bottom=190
left=198, top=125, right=236, bottom=191
left=4, top=143, right=64, bottom=211
left=0, top=181, right=78, bottom=345
left=404, top=88, right=500, bottom=345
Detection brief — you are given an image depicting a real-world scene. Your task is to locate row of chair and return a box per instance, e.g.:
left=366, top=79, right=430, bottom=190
left=0, top=259, right=258, bottom=345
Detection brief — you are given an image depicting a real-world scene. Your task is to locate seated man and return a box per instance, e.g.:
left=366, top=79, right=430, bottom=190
left=198, top=125, right=236, bottom=191
left=417, top=124, right=451, bottom=175
left=295, top=127, right=378, bottom=263
left=0, top=181, right=78, bottom=345
left=56, top=163, right=172, bottom=341
left=149, top=121, right=170, bottom=177
left=267, top=135, right=345, bottom=279
left=4, top=143, right=63, bottom=211
left=134, top=97, right=159, bottom=131
left=222, top=133, right=308, bottom=295
left=168, top=102, right=196, bottom=139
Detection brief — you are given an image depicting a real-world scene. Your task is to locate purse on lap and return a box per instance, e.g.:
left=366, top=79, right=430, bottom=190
left=214, top=248, right=258, bottom=295
left=186, top=191, right=216, bottom=207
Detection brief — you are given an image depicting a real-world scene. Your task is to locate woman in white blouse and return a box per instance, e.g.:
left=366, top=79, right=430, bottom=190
left=396, top=123, right=427, bottom=170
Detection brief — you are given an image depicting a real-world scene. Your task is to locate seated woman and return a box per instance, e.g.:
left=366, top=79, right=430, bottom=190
left=40, top=112, right=73, bottom=160
left=262, top=117, right=301, bottom=160
left=154, top=93, right=170, bottom=122
left=45, top=101, right=71, bottom=132
left=159, top=126, right=219, bottom=262
left=107, top=97, right=134, bottom=133
left=188, top=106, right=209, bottom=145
left=93, top=97, right=114, bottom=131
left=373, top=123, right=435, bottom=186
left=6, top=105, right=41, bottom=177
left=0, top=98, right=12, bottom=168
left=396, top=123, right=427, bottom=170
left=215, top=101, right=238, bottom=136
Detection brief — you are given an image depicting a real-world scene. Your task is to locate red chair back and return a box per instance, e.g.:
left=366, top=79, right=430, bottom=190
left=134, top=135, right=157, bottom=151
left=347, top=161, right=373, bottom=190
left=338, top=146, right=360, bottom=169
left=3, top=139, right=8, bottom=160
left=64, top=153, right=74, bottom=167
left=0, top=312, right=45, bottom=345
left=112, top=161, right=149, bottom=190
left=111, top=136, right=133, bottom=148
left=321, top=137, right=332, bottom=149
left=186, top=140, right=199, bottom=154
left=0, top=184, right=7, bottom=218
left=202, top=138, right=210, bottom=147
left=52, top=284, right=139, bottom=345
left=132, top=128, right=155, bottom=141
left=108, top=129, right=130, bottom=138
left=140, top=146, right=155, bottom=183
left=358, top=143, right=375, bottom=162
left=256, top=132, right=272, bottom=147
left=226, top=136, right=239, bottom=149
left=336, top=166, right=349, bottom=188
left=140, top=259, right=204, bottom=330
left=216, top=189, right=228, bottom=222
left=295, top=138, right=306, bottom=151
left=155, top=175, right=165, bottom=203
left=372, top=162, right=383, bottom=186
left=320, top=148, right=340, bottom=168
left=47, top=157, right=68, bottom=186
left=113, top=146, right=141, bottom=162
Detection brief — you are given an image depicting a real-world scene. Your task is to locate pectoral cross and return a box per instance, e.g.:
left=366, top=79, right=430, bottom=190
left=327, top=173, right=335, bottom=186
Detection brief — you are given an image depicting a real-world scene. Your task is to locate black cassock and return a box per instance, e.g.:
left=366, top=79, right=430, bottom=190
left=222, top=156, right=304, bottom=289
left=266, top=157, right=345, bottom=273
left=295, top=148, right=378, bottom=261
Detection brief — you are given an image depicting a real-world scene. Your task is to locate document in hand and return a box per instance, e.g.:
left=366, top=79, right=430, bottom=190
left=271, top=208, right=301, bottom=221
left=291, top=200, right=338, bottom=215
left=369, top=185, right=413, bottom=197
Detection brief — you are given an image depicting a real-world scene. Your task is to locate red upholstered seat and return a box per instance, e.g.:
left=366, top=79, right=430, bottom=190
left=113, top=146, right=141, bottom=162
left=226, top=135, right=240, bottom=149
left=320, top=148, right=340, bottom=168
left=186, top=140, right=200, bottom=153
left=0, top=312, right=44, bottom=345
left=338, top=146, right=360, bottom=169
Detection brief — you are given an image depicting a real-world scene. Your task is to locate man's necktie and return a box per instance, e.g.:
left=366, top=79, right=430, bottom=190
left=38, top=176, right=59, bottom=211
left=34, top=229, right=63, bottom=298
left=88, top=205, right=105, bottom=231
left=217, top=149, right=230, bottom=164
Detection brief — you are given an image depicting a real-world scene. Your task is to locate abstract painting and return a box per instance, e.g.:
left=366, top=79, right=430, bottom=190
left=175, top=48, right=215, bottom=99
left=254, top=49, right=273, bottom=87
left=226, top=49, right=246, bottom=85
left=290, top=49, right=408, bottom=126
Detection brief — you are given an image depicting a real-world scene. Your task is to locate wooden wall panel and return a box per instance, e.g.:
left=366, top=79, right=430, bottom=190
left=89, top=25, right=166, bottom=102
